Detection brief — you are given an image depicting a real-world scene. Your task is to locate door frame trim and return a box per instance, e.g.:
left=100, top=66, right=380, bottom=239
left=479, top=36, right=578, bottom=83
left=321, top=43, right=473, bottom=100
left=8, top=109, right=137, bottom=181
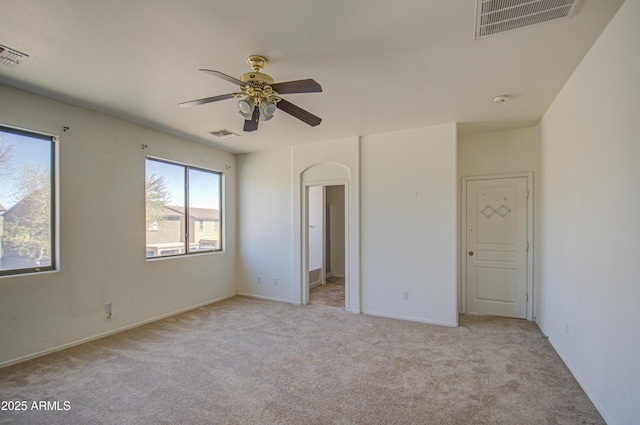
left=461, top=172, right=534, bottom=320
left=301, top=181, right=350, bottom=309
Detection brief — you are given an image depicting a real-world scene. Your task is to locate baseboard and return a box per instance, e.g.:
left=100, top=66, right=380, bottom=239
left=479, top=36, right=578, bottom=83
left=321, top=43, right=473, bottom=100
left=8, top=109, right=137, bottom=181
left=236, top=292, right=293, bottom=304
left=363, top=310, right=458, bottom=327
left=536, top=322, right=614, bottom=425
left=0, top=293, right=237, bottom=369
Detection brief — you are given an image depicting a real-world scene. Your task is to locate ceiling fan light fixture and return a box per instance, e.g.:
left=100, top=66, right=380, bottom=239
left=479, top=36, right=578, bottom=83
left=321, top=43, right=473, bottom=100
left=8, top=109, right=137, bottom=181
left=238, top=97, right=255, bottom=114
left=238, top=109, right=253, bottom=120
left=260, top=100, right=277, bottom=121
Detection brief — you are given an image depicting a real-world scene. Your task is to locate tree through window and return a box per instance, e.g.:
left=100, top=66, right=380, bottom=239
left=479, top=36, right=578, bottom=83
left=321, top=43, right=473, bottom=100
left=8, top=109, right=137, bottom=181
left=0, top=125, right=56, bottom=276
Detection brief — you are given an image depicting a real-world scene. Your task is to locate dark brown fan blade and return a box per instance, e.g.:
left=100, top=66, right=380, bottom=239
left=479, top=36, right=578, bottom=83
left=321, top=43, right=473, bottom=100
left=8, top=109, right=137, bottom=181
left=199, top=69, right=245, bottom=86
left=276, top=98, right=322, bottom=127
left=178, top=93, right=236, bottom=108
left=243, top=106, right=259, bottom=132
left=271, top=79, right=322, bottom=94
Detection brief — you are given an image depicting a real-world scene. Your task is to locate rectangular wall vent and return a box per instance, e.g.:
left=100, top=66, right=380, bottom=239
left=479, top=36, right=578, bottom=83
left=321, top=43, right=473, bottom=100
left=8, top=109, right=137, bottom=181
left=475, top=0, right=579, bottom=39
left=0, top=43, right=29, bottom=68
left=209, top=129, right=240, bottom=139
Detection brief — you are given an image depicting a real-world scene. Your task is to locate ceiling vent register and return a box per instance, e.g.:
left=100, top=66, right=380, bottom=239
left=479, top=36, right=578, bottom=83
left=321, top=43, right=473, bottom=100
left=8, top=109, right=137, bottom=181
left=0, top=44, right=29, bottom=68
left=209, top=129, right=240, bottom=139
left=475, top=0, right=579, bottom=39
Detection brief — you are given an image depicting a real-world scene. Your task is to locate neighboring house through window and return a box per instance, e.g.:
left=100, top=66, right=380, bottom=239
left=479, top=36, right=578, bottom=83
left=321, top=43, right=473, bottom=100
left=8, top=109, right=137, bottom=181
left=0, top=124, right=57, bottom=276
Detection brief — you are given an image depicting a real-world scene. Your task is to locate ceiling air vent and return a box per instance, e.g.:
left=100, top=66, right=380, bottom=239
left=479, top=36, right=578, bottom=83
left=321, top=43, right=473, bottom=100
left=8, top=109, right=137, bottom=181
left=0, top=43, right=29, bottom=68
left=475, top=0, right=580, bottom=39
left=209, top=129, right=240, bottom=139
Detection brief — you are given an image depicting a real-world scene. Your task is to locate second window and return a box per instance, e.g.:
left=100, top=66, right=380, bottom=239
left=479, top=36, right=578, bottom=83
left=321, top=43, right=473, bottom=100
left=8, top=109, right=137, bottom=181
left=145, top=158, right=222, bottom=258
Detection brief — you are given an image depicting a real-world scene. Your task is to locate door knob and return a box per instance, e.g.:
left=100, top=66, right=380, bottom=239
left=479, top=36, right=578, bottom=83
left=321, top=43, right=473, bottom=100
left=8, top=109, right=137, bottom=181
left=468, top=251, right=474, bottom=256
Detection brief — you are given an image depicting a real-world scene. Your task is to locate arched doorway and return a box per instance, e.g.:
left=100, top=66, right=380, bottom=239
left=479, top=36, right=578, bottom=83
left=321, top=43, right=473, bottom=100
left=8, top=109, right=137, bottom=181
left=297, top=162, right=360, bottom=312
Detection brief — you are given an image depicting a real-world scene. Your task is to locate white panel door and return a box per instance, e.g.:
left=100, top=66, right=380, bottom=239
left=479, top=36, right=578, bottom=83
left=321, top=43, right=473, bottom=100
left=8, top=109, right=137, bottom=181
left=466, top=177, right=528, bottom=318
left=308, top=185, right=323, bottom=272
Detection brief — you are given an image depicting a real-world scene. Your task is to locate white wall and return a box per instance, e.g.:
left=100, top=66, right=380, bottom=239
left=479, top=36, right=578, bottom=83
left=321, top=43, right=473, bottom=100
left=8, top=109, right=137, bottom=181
left=361, top=124, right=458, bottom=326
left=537, top=1, right=640, bottom=423
left=237, top=127, right=458, bottom=325
left=307, top=185, right=323, bottom=280
left=236, top=147, right=293, bottom=303
left=0, top=84, right=237, bottom=366
left=457, top=127, right=539, bottom=177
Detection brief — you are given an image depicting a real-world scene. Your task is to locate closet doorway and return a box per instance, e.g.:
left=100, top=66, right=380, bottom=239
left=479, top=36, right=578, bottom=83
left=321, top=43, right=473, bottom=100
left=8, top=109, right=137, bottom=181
left=306, top=185, right=346, bottom=308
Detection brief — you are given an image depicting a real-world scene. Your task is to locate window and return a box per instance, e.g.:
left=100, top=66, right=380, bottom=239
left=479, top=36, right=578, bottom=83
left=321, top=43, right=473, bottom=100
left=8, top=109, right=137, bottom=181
left=145, top=157, right=222, bottom=259
left=0, top=125, right=56, bottom=276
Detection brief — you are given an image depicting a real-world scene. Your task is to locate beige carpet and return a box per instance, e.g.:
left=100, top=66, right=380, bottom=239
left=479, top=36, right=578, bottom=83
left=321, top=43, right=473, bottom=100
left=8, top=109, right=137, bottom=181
left=0, top=297, right=603, bottom=425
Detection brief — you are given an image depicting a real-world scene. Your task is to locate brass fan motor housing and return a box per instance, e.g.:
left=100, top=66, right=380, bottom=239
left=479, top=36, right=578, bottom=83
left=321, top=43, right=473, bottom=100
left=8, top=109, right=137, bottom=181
left=240, top=71, right=275, bottom=85
left=240, top=55, right=279, bottom=104
left=241, top=56, right=275, bottom=85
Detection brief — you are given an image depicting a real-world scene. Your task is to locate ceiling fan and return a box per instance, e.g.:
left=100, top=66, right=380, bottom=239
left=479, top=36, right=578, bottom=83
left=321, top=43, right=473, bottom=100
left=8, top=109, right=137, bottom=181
left=179, top=55, right=322, bottom=132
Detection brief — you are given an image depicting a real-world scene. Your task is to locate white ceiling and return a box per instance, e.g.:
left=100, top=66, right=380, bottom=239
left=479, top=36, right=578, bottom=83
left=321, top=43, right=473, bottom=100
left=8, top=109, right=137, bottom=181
left=0, top=0, right=624, bottom=153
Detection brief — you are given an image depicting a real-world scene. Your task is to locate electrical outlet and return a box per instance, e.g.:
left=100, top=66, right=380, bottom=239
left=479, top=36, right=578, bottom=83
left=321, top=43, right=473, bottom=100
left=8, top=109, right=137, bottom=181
left=105, top=303, right=113, bottom=319
left=402, top=291, right=409, bottom=301
left=257, top=276, right=262, bottom=284
left=273, top=278, right=278, bottom=286
left=565, top=322, right=569, bottom=334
